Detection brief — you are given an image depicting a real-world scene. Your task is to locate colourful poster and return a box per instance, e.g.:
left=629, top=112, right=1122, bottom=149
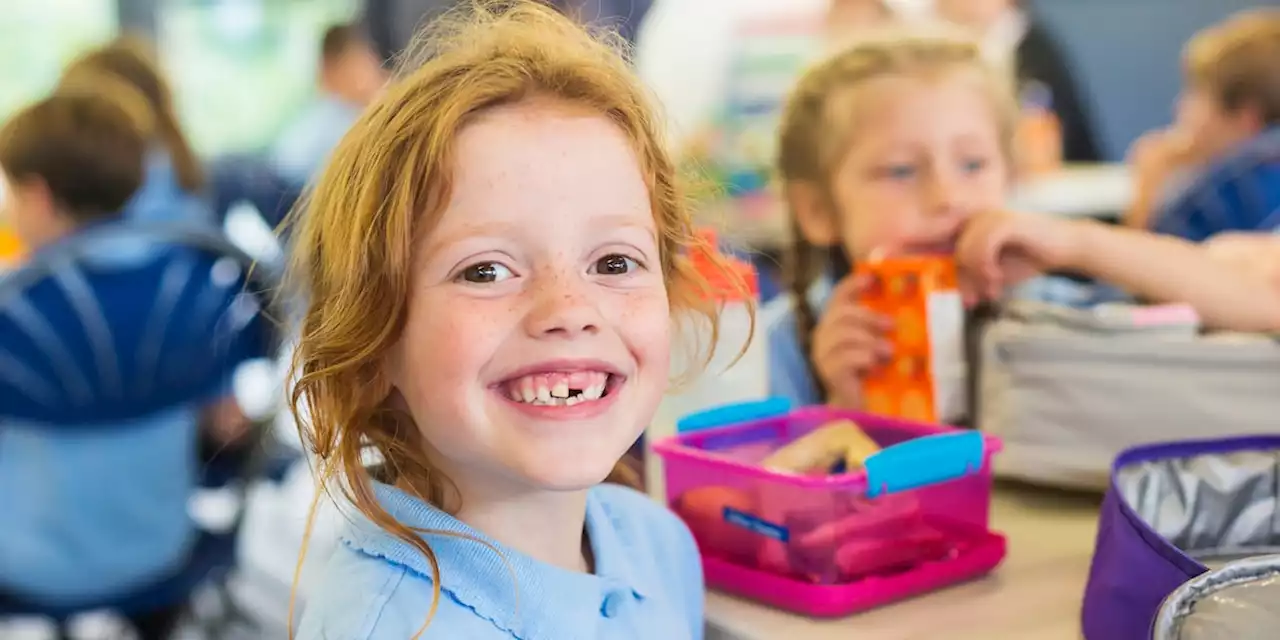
left=712, top=16, right=822, bottom=201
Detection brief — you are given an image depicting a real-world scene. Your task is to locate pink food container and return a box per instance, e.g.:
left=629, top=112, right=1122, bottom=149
left=652, top=399, right=1006, bottom=617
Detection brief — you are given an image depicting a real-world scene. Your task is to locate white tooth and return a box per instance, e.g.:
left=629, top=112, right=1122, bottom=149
left=565, top=395, right=582, bottom=406
left=552, top=381, right=569, bottom=398
left=537, top=383, right=552, bottom=403
left=583, top=383, right=603, bottom=400
left=521, top=378, right=536, bottom=403
left=508, top=385, right=522, bottom=402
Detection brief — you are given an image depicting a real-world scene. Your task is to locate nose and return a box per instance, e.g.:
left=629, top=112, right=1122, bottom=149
left=523, top=272, right=602, bottom=339
left=924, top=164, right=966, bottom=219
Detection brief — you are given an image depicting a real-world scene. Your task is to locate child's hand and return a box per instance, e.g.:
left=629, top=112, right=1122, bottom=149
left=1129, top=129, right=1183, bottom=174
left=1206, top=233, right=1280, bottom=293
left=1126, top=128, right=1197, bottom=227
left=810, top=274, right=893, bottom=407
left=955, top=210, right=1085, bottom=305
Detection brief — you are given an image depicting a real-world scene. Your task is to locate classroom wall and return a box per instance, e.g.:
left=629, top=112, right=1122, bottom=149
left=1027, top=0, right=1269, bottom=161
left=117, top=0, right=1268, bottom=162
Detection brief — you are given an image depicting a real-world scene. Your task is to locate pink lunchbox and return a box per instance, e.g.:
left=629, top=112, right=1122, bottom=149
left=653, top=400, right=1006, bottom=617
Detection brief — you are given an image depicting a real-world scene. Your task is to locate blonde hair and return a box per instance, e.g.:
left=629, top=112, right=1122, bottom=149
left=284, top=1, right=740, bottom=636
left=775, top=31, right=1016, bottom=402
left=1185, top=8, right=1280, bottom=125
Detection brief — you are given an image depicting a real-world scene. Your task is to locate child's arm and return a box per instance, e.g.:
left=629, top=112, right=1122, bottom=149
left=957, top=212, right=1280, bottom=332
left=1067, top=221, right=1280, bottom=331
left=1205, top=233, right=1280, bottom=293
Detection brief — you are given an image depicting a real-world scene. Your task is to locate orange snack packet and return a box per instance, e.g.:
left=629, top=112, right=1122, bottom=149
left=856, top=255, right=966, bottom=423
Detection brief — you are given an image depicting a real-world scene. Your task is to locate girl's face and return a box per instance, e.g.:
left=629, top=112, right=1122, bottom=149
left=385, top=99, right=671, bottom=498
left=823, top=73, right=1008, bottom=260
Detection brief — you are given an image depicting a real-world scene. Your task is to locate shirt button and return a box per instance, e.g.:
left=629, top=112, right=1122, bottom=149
left=601, top=592, right=623, bottom=618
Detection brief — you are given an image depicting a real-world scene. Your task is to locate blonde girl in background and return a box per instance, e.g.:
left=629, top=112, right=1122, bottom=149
left=767, top=31, right=1016, bottom=410
left=768, top=25, right=1280, bottom=413
left=287, top=2, right=743, bottom=638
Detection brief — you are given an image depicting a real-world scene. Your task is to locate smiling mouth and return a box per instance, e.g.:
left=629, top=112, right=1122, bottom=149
left=499, top=370, right=623, bottom=407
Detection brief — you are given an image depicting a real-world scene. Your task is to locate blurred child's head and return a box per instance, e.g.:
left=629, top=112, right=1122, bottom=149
left=779, top=31, right=1015, bottom=277
left=1176, top=9, right=1280, bottom=162
left=934, top=0, right=1016, bottom=32
left=0, top=81, right=150, bottom=250
left=828, top=0, right=894, bottom=42
left=320, top=23, right=387, bottom=106
left=61, top=36, right=203, bottom=193
left=286, top=2, right=735, bottom=614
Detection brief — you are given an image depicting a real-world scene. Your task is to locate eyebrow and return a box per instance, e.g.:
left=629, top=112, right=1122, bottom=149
left=424, top=212, right=658, bottom=256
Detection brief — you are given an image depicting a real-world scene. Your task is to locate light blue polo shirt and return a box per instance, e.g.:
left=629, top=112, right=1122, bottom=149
left=126, top=151, right=214, bottom=227
left=298, top=481, right=705, bottom=639
left=764, top=278, right=833, bottom=408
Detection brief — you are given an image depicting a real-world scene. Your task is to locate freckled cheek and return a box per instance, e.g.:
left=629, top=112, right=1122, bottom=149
left=611, top=289, right=672, bottom=358
left=401, top=299, right=509, bottom=380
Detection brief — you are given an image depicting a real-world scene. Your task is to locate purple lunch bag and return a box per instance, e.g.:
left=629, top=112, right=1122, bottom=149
left=1082, top=435, right=1280, bottom=639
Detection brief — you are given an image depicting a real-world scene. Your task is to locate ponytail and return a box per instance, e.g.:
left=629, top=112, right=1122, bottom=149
left=62, top=36, right=205, bottom=193
left=155, top=108, right=204, bottom=192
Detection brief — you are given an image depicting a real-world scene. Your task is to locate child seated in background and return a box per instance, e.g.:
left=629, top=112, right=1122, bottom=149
left=0, top=79, right=150, bottom=251
left=1126, top=8, right=1280, bottom=239
left=767, top=24, right=1280, bottom=412
left=60, top=36, right=212, bottom=227
left=767, top=30, right=1017, bottom=409
left=0, top=78, right=253, bottom=639
left=958, top=9, right=1280, bottom=332
left=0, top=80, right=193, bottom=637
left=271, top=22, right=387, bottom=189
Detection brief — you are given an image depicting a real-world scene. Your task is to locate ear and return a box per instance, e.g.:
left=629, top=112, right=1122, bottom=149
left=14, top=177, right=57, bottom=220
left=1232, top=100, right=1266, bottom=137
left=785, top=180, right=840, bottom=247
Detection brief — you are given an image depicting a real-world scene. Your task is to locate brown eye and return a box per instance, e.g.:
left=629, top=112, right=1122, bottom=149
left=458, top=262, right=513, bottom=283
left=592, top=254, right=640, bottom=276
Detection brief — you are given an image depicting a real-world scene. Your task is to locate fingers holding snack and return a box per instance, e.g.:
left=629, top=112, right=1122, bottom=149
left=812, top=277, right=894, bottom=406
left=955, top=210, right=1085, bottom=306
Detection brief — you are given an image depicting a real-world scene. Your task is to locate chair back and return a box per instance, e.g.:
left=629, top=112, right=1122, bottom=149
left=0, top=221, right=281, bottom=604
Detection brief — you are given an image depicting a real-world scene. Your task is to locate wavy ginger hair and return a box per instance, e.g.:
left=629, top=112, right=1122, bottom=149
left=285, top=1, right=738, bottom=635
